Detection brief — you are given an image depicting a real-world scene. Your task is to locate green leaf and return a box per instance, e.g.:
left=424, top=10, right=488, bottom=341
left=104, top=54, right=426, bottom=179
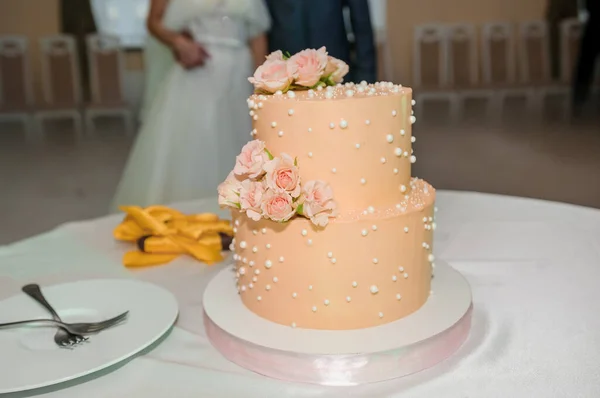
left=283, top=51, right=292, bottom=60
left=294, top=157, right=298, bottom=166
left=296, top=203, right=304, bottom=216
left=234, top=202, right=241, bottom=209
left=264, top=148, right=274, bottom=160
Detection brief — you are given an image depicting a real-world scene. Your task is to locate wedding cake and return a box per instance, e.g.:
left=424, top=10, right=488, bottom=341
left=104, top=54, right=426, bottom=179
left=218, top=48, right=436, bottom=330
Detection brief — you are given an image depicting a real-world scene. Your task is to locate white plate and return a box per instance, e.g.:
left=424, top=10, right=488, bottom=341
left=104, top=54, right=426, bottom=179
left=0, top=279, right=179, bottom=394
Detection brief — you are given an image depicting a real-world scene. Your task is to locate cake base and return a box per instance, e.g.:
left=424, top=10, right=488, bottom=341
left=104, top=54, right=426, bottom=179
left=203, top=261, right=472, bottom=385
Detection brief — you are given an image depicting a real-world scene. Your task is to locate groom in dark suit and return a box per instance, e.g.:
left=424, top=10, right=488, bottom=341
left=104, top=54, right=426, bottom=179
left=263, top=0, right=377, bottom=84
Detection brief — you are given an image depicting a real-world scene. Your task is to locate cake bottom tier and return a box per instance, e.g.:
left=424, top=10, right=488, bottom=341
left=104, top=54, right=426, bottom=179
left=232, top=182, right=435, bottom=330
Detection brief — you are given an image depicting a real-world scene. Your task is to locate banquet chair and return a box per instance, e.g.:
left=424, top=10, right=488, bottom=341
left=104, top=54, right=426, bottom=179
left=375, top=28, right=393, bottom=82
left=0, top=36, right=35, bottom=139
left=413, top=24, right=459, bottom=123
left=559, top=19, right=583, bottom=88
left=481, top=22, right=535, bottom=121
left=446, top=24, right=494, bottom=121
left=35, top=35, right=84, bottom=139
left=85, top=34, right=134, bottom=136
left=519, top=20, right=571, bottom=121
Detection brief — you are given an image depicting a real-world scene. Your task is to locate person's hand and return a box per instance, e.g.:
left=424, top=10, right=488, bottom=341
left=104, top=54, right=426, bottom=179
left=172, top=34, right=209, bottom=69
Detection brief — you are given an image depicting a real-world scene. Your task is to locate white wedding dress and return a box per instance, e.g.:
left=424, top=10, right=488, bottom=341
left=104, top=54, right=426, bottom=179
left=110, top=0, right=270, bottom=211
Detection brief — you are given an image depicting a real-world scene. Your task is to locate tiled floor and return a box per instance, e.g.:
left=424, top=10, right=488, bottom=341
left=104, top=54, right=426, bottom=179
left=1, top=111, right=599, bottom=245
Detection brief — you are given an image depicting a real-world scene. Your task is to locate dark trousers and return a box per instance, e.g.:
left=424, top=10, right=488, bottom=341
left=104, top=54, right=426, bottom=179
left=573, top=16, right=600, bottom=105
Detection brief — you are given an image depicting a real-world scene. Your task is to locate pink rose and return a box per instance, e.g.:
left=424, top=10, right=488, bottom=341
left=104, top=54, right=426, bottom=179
left=218, top=171, right=242, bottom=208
left=261, top=191, right=296, bottom=222
left=289, top=47, right=328, bottom=87
left=265, top=50, right=284, bottom=61
left=301, top=180, right=337, bottom=227
left=263, top=153, right=301, bottom=198
left=324, top=56, right=349, bottom=83
left=248, top=59, right=296, bottom=93
left=239, top=179, right=266, bottom=221
left=233, top=140, right=270, bottom=179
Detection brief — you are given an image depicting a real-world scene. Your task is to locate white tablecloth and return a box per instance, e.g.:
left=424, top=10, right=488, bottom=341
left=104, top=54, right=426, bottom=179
left=1, top=191, right=600, bottom=398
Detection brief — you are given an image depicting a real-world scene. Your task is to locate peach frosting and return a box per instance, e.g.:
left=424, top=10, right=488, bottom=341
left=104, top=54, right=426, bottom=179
left=230, top=81, right=436, bottom=330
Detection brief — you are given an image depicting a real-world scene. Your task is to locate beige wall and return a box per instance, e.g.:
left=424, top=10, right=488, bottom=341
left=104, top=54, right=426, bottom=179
left=0, top=0, right=60, bottom=99
left=387, top=0, right=547, bottom=84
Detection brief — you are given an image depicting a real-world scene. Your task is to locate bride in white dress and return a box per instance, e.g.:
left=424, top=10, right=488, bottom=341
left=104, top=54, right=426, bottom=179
left=110, top=0, right=270, bottom=211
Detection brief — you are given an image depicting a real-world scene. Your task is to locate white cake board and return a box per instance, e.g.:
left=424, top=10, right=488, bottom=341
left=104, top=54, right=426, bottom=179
left=204, top=261, right=472, bottom=385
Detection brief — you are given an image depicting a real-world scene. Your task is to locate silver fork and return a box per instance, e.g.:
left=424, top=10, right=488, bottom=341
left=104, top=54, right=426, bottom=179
left=0, top=311, right=129, bottom=335
left=22, top=284, right=88, bottom=348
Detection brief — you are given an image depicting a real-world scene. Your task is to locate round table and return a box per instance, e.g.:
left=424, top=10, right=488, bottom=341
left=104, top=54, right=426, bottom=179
left=1, top=191, right=599, bottom=398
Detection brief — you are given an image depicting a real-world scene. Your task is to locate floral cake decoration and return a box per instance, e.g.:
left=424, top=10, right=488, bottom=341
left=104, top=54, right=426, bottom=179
left=218, top=140, right=338, bottom=227
left=248, top=47, right=349, bottom=94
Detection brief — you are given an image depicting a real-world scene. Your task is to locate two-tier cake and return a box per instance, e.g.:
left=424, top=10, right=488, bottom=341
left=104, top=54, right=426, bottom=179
left=217, top=47, right=436, bottom=331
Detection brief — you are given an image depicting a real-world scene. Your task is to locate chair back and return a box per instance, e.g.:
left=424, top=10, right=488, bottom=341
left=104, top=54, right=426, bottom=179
left=87, top=34, right=127, bottom=105
left=413, top=24, right=449, bottom=88
left=559, top=18, right=582, bottom=84
left=481, top=22, right=517, bottom=84
left=447, top=24, right=478, bottom=88
left=518, top=21, right=551, bottom=84
left=39, top=35, right=81, bottom=106
left=0, top=35, right=33, bottom=110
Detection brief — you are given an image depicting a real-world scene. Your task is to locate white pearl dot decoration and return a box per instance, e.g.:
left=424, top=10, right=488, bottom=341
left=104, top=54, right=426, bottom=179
left=392, top=110, right=398, bottom=117
left=291, top=322, right=297, bottom=328
left=239, top=241, right=247, bottom=249
left=379, top=312, right=384, bottom=318
left=265, top=260, right=272, bottom=269
left=410, top=116, right=417, bottom=124
left=329, top=122, right=335, bottom=129
left=400, top=185, right=407, bottom=193
left=261, top=228, right=267, bottom=234
left=346, top=296, right=352, bottom=302
left=403, top=151, right=409, bottom=158
left=271, top=122, right=277, bottom=128
left=252, top=246, right=258, bottom=253
left=239, top=267, right=246, bottom=275
left=396, top=293, right=402, bottom=300
left=253, top=115, right=258, bottom=121
left=273, top=277, right=278, bottom=283
left=265, top=285, right=271, bottom=291
left=330, top=258, right=337, bottom=264
left=325, top=91, right=333, bottom=99
left=324, top=299, right=330, bottom=306
left=360, top=178, right=367, bottom=185
left=345, top=89, right=355, bottom=97
left=308, top=285, right=313, bottom=291
left=308, top=152, right=313, bottom=158
left=312, top=306, right=317, bottom=312
left=254, top=269, right=260, bottom=275
left=258, top=102, right=264, bottom=108
left=372, top=225, right=378, bottom=231
left=257, top=296, right=262, bottom=301
left=365, top=119, right=371, bottom=125
left=307, top=239, right=313, bottom=245
left=400, top=129, right=406, bottom=136
left=352, top=281, right=358, bottom=287
left=373, top=258, right=379, bottom=264
left=288, top=109, right=294, bottom=116
left=266, top=244, right=271, bottom=249
left=410, top=156, right=417, bottom=163
left=278, top=131, right=284, bottom=137
left=386, top=134, right=394, bottom=143
left=394, top=148, right=403, bottom=156
left=249, top=283, right=254, bottom=289
left=370, top=285, right=379, bottom=294
left=404, top=272, right=409, bottom=278
left=287, top=91, right=295, bottom=98
left=252, top=229, right=257, bottom=235
left=301, top=229, right=308, bottom=236
left=393, top=168, right=399, bottom=174
left=332, top=168, right=337, bottom=173
left=327, top=252, right=333, bottom=258
left=423, top=217, right=428, bottom=222
left=412, top=99, right=416, bottom=105
left=428, top=254, right=435, bottom=262
left=380, top=157, right=386, bottom=164
left=404, top=227, right=409, bottom=233
left=392, top=275, right=397, bottom=281
left=308, top=127, right=313, bottom=132
left=361, top=229, right=368, bottom=236
left=241, top=285, right=246, bottom=292
left=340, top=119, right=348, bottom=129
left=355, top=143, right=361, bottom=149
left=249, top=260, right=255, bottom=267
left=279, top=256, right=285, bottom=263
left=411, top=136, right=416, bottom=143
left=399, top=266, right=405, bottom=272
left=292, top=292, right=297, bottom=298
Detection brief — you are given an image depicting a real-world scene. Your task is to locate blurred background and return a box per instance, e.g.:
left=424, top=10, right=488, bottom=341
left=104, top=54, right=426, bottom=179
left=0, top=0, right=598, bottom=244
